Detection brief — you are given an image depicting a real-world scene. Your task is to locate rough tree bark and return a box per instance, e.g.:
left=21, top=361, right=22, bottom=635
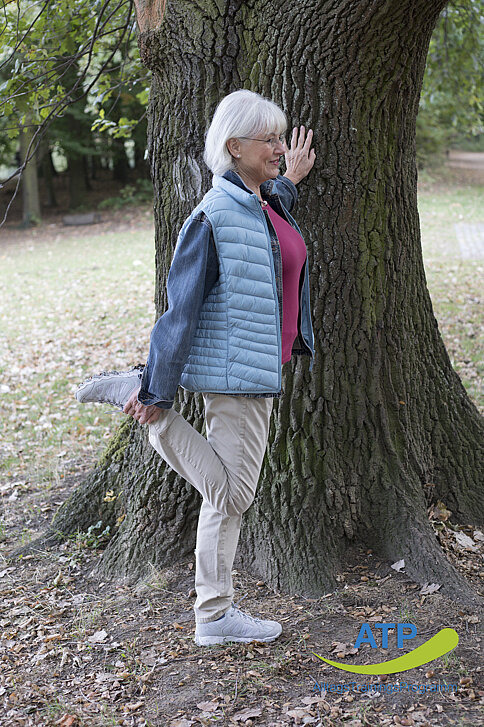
left=19, top=0, right=483, bottom=605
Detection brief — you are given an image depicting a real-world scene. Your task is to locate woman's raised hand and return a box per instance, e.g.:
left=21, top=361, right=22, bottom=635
left=123, top=387, right=163, bottom=425
left=283, top=125, right=316, bottom=185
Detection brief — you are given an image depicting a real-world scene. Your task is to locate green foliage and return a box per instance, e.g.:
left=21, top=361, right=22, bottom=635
left=418, top=0, right=484, bottom=160
left=416, top=109, right=454, bottom=169
left=0, top=0, right=150, bottom=165
left=91, top=109, right=140, bottom=139
left=97, top=178, right=154, bottom=209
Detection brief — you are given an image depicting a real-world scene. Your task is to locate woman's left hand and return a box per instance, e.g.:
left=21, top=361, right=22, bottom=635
left=123, top=387, right=162, bottom=425
left=283, top=125, right=316, bottom=185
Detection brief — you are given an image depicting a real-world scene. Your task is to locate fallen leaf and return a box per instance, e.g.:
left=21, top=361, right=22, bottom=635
left=429, top=501, right=451, bottom=522
left=331, top=641, right=359, bottom=657
left=196, top=700, right=220, bottom=712
left=391, top=559, right=405, bottom=572
left=419, top=583, right=441, bottom=595
left=231, top=707, right=263, bottom=722
left=453, top=531, right=478, bottom=551
left=44, top=633, right=63, bottom=642
left=0, top=568, right=16, bottom=578
left=88, top=629, right=108, bottom=643
left=54, top=716, right=78, bottom=727
left=286, top=708, right=319, bottom=723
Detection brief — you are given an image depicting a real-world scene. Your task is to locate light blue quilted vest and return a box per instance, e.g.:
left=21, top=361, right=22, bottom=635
left=179, top=175, right=313, bottom=395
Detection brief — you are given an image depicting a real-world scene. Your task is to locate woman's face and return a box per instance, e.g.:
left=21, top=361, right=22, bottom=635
left=228, top=131, right=286, bottom=186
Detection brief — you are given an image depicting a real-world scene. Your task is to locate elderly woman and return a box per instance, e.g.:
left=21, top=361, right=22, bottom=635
left=77, top=89, right=315, bottom=646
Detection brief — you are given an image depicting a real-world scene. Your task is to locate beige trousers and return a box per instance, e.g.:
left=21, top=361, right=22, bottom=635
left=147, top=392, right=273, bottom=623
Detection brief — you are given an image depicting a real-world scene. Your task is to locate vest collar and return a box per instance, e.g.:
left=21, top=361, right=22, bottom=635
left=212, top=170, right=275, bottom=208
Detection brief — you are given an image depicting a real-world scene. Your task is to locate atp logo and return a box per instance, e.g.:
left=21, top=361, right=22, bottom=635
left=313, top=622, right=459, bottom=675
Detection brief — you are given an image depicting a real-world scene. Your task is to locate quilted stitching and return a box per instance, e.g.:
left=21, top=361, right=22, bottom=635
left=180, top=176, right=281, bottom=395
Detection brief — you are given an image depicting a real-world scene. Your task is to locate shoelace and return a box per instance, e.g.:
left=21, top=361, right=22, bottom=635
left=80, top=364, right=145, bottom=384
left=236, top=610, right=263, bottom=624
left=232, top=595, right=263, bottom=624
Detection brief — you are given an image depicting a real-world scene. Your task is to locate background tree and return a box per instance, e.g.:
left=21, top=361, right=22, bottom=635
left=417, top=0, right=484, bottom=163
left=37, top=133, right=59, bottom=208
left=0, top=0, right=150, bottom=222
left=18, top=104, right=41, bottom=225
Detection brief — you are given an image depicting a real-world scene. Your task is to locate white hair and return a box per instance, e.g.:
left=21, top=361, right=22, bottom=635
left=204, top=89, right=287, bottom=175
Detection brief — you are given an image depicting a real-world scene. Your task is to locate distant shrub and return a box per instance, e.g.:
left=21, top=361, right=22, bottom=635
left=416, top=110, right=453, bottom=169
left=98, top=178, right=153, bottom=209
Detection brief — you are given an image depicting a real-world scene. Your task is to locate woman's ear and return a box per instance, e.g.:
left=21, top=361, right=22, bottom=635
left=226, top=138, right=240, bottom=159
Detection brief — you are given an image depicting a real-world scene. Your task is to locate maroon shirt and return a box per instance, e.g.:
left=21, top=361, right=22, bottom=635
left=264, top=203, right=307, bottom=364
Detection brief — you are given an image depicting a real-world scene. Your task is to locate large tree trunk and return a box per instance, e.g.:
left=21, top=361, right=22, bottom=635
left=20, top=0, right=483, bottom=606
left=132, top=121, right=149, bottom=175
left=66, top=111, right=89, bottom=210
left=112, top=136, right=130, bottom=184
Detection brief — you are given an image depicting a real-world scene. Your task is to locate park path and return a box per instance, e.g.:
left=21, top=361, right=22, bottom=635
left=436, top=150, right=483, bottom=261
left=454, top=222, right=484, bottom=260
left=446, top=150, right=484, bottom=170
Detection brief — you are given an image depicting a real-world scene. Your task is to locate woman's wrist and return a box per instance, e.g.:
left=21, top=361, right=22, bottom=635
left=283, top=172, right=299, bottom=186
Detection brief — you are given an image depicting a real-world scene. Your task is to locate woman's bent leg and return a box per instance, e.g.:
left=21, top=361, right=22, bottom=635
left=147, top=394, right=273, bottom=518
left=147, top=393, right=273, bottom=623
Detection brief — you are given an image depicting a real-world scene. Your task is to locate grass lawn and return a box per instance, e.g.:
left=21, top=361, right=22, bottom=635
left=0, top=166, right=482, bottom=726
left=0, top=210, right=156, bottom=494
left=417, top=166, right=483, bottom=411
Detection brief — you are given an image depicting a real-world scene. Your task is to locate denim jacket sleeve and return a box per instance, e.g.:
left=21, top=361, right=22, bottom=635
left=138, top=213, right=219, bottom=409
left=272, top=174, right=298, bottom=213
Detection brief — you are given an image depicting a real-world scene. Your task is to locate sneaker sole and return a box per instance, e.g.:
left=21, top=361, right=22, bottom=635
left=194, top=631, right=282, bottom=646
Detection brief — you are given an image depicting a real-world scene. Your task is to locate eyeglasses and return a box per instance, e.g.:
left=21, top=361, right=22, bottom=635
left=238, top=135, right=286, bottom=148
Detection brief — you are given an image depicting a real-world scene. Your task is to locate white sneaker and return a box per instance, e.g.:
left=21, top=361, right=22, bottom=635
left=194, top=603, right=282, bottom=646
left=75, top=365, right=144, bottom=409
